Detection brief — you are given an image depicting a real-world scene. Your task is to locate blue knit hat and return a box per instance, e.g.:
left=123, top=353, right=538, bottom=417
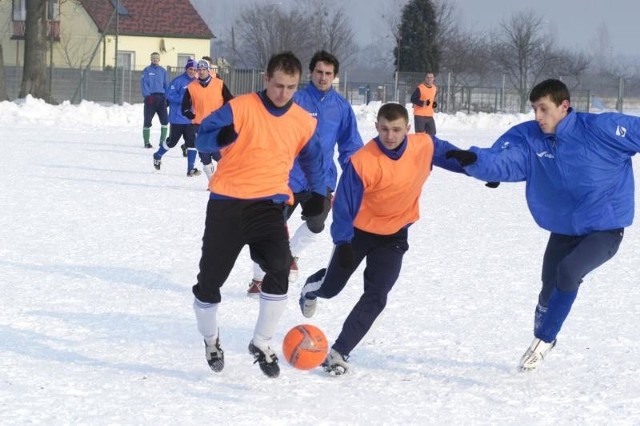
left=185, top=59, right=196, bottom=70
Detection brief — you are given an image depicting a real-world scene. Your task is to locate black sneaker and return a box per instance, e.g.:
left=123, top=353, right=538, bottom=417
left=187, top=168, right=202, bottom=177
left=248, top=341, right=280, bottom=378
left=144, top=142, right=152, bottom=149
left=180, top=143, right=187, bottom=157
left=204, top=338, right=224, bottom=372
left=153, top=157, right=161, bottom=170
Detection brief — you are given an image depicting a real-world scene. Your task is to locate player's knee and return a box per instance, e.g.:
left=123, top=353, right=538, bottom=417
left=307, top=220, right=325, bottom=234
left=556, top=269, right=582, bottom=292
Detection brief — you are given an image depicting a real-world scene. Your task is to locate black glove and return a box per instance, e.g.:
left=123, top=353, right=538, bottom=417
left=301, top=192, right=327, bottom=218
left=432, top=101, right=437, bottom=109
left=446, top=150, right=477, bottom=167
left=336, top=243, right=355, bottom=270
left=217, top=124, right=237, bottom=146
left=485, top=181, right=500, bottom=188
left=183, top=110, right=196, bottom=119
left=425, top=99, right=431, bottom=107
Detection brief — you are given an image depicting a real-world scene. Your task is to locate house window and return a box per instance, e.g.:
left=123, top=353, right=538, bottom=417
left=178, top=54, right=195, bottom=69
left=12, top=0, right=60, bottom=40
left=117, top=51, right=135, bottom=71
left=12, top=0, right=26, bottom=21
left=48, top=0, right=60, bottom=21
left=12, top=0, right=59, bottom=21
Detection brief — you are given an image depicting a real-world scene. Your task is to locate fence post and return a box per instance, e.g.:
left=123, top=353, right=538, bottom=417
left=616, top=77, right=624, bottom=112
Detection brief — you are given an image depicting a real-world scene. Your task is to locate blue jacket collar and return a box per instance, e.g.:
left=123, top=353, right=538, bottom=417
left=305, top=82, right=333, bottom=100
left=555, top=107, right=576, bottom=137
left=373, top=136, right=407, bottom=159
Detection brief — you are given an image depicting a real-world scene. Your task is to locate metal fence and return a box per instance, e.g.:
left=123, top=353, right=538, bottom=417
left=2, top=65, right=268, bottom=105
left=3, top=65, right=638, bottom=113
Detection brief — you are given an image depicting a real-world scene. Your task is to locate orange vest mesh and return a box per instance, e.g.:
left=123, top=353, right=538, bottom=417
left=413, top=83, right=437, bottom=117
left=188, top=77, right=224, bottom=124
left=209, top=93, right=317, bottom=201
left=352, top=133, right=434, bottom=235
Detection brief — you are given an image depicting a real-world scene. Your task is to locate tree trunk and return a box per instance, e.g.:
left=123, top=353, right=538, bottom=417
left=18, top=0, right=52, bottom=102
left=0, top=44, right=9, bottom=101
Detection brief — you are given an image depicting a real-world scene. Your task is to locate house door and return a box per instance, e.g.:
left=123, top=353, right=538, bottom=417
left=116, top=51, right=134, bottom=103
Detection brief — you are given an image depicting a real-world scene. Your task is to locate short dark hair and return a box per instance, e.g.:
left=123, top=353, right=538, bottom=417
left=378, top=102, right=408, bottom=123
left=529, top=79, right=571, bottom=105
left=266, top=51, right=302, bottom=78
left=202, top=56, right=213, bottom=63
left=309, top=50, right=340, bottom=75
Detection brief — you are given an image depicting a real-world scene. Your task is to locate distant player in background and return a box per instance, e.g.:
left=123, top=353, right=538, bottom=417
left=181, top=59, right=233, bottom=178
left=152, top=59, right=197, bottom=173
left=247, top=50, right=363, bottom=296
left=299, top=103, right=466, bottom=375
left=410, top=72, right=437, bottom=136
left=140, top=52, right=169, bottom=148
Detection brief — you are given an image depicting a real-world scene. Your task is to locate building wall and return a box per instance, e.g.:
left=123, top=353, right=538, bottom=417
left=0, top=1, right=211, bottom=71
left=104, top=35, right=210, bottom=71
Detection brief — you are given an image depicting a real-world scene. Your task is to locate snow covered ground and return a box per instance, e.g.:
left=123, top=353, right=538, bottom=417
left=1, top=96, right=640, bottom=424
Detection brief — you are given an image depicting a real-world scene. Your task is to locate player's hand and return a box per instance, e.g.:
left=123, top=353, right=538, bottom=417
left=301, top=192, right=327, bottom=218
left=485, top=181, right=500, bottom=188
left=183, top=110, right=196, bottom=119
left=445, top=150, right=477, bottom=167
left=336, top=243, right=355, bottom=270
left=217, top=124, right=237, bottom=146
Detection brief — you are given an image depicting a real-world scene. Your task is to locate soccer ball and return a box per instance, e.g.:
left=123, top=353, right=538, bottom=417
left=282, top=324, right=329, bottom=370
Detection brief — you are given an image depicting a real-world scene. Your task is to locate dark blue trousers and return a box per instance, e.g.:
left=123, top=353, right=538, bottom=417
left=534, top=228, right=624, bottom=342
left=539, top=229, right=624, bottom=305
left=143, top=93, right=168, bottom=127
left=166, top=123, right=196, bottom=148
left=316, top=227, right=409, bottom=356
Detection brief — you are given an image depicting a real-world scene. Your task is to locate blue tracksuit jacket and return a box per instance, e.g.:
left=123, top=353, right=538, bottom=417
left=464, top=108, right=640, bottom=235
left=141, top=64, right=169, bottom=97
left=165, top=72, right=195, bottom=124
left=289, top=83, right=363, bottom=193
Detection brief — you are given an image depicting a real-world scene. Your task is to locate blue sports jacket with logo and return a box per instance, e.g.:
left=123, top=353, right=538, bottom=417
left=464, top=108, right=640, bottom=235
left=288, top=83, right=363, bottom=193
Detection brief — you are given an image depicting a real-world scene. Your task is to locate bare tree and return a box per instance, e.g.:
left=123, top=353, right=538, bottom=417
left=19, top=0, right=52, bottom=102
left=434, top=0, right=491, bottom=85
left=589, top=23, right=613, bottom=75
left=0, top=43, right=8, bottom=101
left=233, top=3, right=314, bottom=69
left=56, top=32, right=95, bottom=69
left=491, top=10, right=555, bottom=112
left=296, top=0, right=359, bottom=67
left=547, top=49, right=591, bottom=88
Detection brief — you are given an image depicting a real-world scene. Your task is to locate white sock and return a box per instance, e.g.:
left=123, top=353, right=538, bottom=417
left=289, top=222, right=317, bottom=258
left=252, top=261, right=266, bottom=281
left=203, top=163, right=215, bottom=180
left=193, top=297, right=219, bottom=343
left=252, top=293, right=287, bottom=350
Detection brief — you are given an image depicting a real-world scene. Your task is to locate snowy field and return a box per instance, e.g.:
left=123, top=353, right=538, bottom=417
left=1, top=96, right=640, bottom=424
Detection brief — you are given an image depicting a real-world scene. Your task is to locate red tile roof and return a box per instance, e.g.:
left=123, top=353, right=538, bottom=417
left=79, top=0, right=214, bottom=39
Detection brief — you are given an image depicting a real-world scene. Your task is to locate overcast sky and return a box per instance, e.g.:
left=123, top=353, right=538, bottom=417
left=195, top=0, right=639, bottom=56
